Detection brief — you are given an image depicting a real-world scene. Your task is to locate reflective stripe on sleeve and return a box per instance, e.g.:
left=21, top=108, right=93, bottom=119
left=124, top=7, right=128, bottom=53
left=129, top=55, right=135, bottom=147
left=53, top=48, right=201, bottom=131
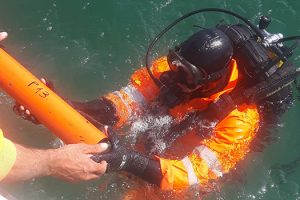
left=181, top=156, right=200, bottom=186
left=106, top=84, right=148, bottom=127
left=112, top=91, right=132, bottom=117
left=194, top=145, right=223, bottom=177
left=123, top=84, right=146, bottom=108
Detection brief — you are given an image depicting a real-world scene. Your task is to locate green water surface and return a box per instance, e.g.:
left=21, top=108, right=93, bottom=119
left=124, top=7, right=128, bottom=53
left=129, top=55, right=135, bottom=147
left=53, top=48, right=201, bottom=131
left=1, top=0, right=300, bottom=199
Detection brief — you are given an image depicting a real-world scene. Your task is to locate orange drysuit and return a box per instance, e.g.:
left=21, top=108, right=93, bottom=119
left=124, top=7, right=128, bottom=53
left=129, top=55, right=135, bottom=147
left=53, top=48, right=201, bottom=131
left=104, top=57, right=260, bottom=190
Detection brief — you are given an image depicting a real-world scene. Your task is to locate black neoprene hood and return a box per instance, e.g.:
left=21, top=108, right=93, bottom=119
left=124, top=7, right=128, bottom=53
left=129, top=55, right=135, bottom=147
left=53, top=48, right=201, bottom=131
left=179, top=28, right=233, bottom=74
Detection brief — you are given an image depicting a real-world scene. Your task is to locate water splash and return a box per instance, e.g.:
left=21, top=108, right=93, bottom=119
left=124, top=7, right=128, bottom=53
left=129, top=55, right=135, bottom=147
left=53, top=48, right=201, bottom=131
left=0, top=92, right=13, bottom=105
left=128, top=114, right=172, bottom=153
left=150, top=0, right=174, bottom=11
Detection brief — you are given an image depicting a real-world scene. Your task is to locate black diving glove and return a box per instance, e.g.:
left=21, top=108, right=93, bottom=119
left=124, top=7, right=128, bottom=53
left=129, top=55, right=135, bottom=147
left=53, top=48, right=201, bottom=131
left=91, top=127, right=149, bottom=174
left=91, top=127, right=163, bottom=185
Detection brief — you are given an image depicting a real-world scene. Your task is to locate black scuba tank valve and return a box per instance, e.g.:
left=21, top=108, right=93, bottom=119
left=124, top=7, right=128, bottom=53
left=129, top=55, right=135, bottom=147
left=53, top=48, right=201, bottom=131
left=259, top=16, right=271, bottom=30
left=257, top=16, right=284, bottom=47
left=262, top=33, right=284, bottom=47
left=259, top=15, right=272, bottom=39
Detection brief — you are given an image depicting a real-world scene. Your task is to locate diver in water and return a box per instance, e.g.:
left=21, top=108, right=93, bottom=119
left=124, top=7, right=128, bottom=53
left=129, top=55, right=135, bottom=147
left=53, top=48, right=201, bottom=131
left=75, top=27, right=261, bottom=190
left=16, top=9, right=300, bottom=190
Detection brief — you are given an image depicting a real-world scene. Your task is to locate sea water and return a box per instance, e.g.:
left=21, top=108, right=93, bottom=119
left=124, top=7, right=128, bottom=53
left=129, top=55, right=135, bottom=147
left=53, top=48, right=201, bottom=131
left=0, top=0, right=300, bottom=199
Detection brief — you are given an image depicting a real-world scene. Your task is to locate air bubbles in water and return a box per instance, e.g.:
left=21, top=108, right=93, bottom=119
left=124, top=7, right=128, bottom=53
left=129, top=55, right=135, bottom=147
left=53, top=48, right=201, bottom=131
left=82, top=2, right=91, bottom=10
left=0, top=92, right=13, bottom=105
left=81, top=56, right=90, bottom=64
left=46, top=26, right=53, bottom=31
left=99, top=32, right=105, bottom=38
left=129, top=114, right=174, bottom=154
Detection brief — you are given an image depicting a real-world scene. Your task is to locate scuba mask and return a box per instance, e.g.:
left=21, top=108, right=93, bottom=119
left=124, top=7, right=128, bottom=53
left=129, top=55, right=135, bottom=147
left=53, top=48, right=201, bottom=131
left=167, top=48, right=230, bottom=91
left=167, top=49, right=207, bottom=88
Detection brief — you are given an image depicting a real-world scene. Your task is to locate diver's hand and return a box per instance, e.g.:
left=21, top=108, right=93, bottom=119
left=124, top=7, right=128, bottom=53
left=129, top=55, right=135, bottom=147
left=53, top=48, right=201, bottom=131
left=0, top=32, right=8, bottom=41
left=13, top=102, right=40, bottom=124
left=48, top=143, right=108, bottom=182
left=91, top=127, right=149, bottom=174
left=13, top=78, right=54, bottom=124
left=90, top=127, right=133, bottom=171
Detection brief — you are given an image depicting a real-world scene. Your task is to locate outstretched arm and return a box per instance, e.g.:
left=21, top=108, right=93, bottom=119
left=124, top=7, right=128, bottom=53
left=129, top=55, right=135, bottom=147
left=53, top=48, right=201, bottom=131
left=60, top=57, right=171, bottom=128
left=1, top=142, right=108, bottom=183
left=14, top=79, right=120, bottom=127
left=15, top=57, right=169, bottom=129
left=93, top=104, right=260, bottom=190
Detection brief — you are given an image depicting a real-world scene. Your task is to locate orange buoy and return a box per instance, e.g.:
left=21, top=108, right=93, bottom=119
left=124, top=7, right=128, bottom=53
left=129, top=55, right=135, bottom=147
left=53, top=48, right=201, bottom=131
left=0, top=48, right=107, bottom=144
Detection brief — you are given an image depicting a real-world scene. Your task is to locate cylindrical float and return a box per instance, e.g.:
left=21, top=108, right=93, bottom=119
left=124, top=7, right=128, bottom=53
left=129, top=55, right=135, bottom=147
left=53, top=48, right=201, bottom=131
left=0, top=48, right=107, bottom=144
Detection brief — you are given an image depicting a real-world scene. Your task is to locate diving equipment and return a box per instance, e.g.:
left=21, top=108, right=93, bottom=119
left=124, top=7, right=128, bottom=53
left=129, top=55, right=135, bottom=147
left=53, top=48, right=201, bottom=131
left=167, top=28, right=233, bottom=90
left=145, top=8, right=300, bottom=112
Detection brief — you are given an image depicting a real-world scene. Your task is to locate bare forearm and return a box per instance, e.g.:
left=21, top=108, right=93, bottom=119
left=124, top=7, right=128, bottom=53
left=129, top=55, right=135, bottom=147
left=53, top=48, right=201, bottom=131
left=2, top=144, right=52, bottom=183
left=2, top=143, right=108, bottom=183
